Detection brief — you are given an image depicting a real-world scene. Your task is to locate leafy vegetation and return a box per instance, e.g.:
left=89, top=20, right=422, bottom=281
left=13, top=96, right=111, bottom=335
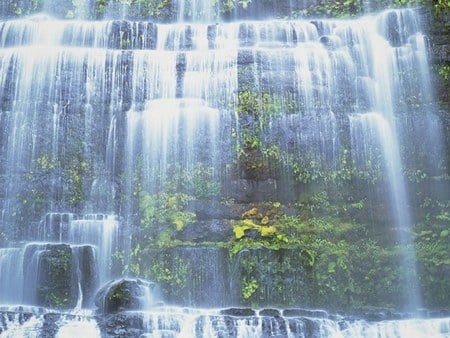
left=437, top=64, right=450, bottom=80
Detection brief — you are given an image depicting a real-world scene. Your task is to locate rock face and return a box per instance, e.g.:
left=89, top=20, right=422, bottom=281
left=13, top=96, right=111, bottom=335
left=75, top=245, right=99, bottom=308
left=35, top=244, right=75, bottom=309
left=139, top=246, right=315, bottom=308
left=95, top=279, right=160, bottom=314
left=97, top=312, right=145, bottom=338
left=0, top=0, right=450, bottom=313
left=20, top=243, right=98, bottom=309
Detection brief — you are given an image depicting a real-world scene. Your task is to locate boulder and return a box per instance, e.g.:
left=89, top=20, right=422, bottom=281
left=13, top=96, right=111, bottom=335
left=32, top=244, right=76, bottom=309
left=220, top=308, right=256, bottom=317
left=95, top=279, right=160, bottom=314
left=28, top=243, right=97, bottom=309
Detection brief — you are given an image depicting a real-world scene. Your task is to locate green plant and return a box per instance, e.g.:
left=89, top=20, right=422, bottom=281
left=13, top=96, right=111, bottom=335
left=434, top=0, right=450, bottom=16
left=437, top=64, right=450, bottom=80
left=242, top=277, right=259, bottom=299
left=139, top=191, right=196, bottom=231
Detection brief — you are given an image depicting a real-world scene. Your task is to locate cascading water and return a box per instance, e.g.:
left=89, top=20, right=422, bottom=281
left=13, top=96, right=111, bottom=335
left=349, top=112, right=421, bottom=309
left=175, top=0, right=217, bottom=22
left=0, top=247, right=24, bottom=304
left=0, top=0, right=448, bottom=336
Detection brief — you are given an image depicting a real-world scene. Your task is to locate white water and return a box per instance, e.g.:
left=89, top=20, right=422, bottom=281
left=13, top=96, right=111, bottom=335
left=139, top=308, right=450, bottom=337
left=68, top=215, right=119, bottom=284
left=0, top=313, right=43, bottom=338
left=0, top=215, right=112, bottom=308
left=0, top=310, right=101, bottom=338
left=0, top=248, right=24, bottom=304
left=176, top=0, right=217, bottom=22
left=36, top=213, right=119, bottom=284
left=0, top=11, right=432, bottom=226
left=0, top=5, right=445, bottom=335
left=55, top=316, right=101, bottom=338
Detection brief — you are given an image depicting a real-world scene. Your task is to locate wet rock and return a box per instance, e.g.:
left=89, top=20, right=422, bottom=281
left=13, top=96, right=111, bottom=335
left=283, top=308, right=328, bottom=318
left=243, top=228, right=261, bottom=239
left=32, top=244, right=76, bottom=309
left=76, top=245, right=99, bottom=308
left=262, top=316, right=288, bottom=336
left=259, top=308, right=281, bottom=317
left=237, top=49, right=255, bottom=65
left=107, top=21, right=158, bottom=49
left=38, top=213, right=75, bottom=241
left=145, top=246, right=231, bottom=307
left=227, top=179, right=278, bottom=203
left=185, top=200, right=245, bottom=220
left=319, top=35, right=341, bottom=49
left=0, top=311, right=34, bottom=332
left=41, top=313, right=62, bottom=338
left=239, top=23, right=257, bottom=47
left=175, top=220, right=233, bottom=242
left=430, top=309, right=450, bottom=318
left=95, top=279, right=159, bottom=314
left=361, top=309, right=399, bottom=321
left=23, top=243, right=98, bottom=309
left=207, top=24, right=218, bottom=48
left=220, top=308, right=256, bottom=316
left=0, top=312, right=28, bottom=335
left=285, top=317, right=323, bottom=337
left=379, top=10, right=419, bottom=48
left=97, top=312, right=145, bottom=338
left=382, top=11, right=402, bottom=47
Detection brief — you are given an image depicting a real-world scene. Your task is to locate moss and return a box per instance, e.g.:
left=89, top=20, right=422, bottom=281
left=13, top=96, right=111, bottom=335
left=291, top=0, right=362, bottom=18
left=107, top=283, right=130, bottom=305
left=242, top=277, right=259, bottom=300
left=67, top=155, right=91, bottom=208
left=138, top=191, right=196, bottom=243
left=134, top=250, right=189, bottom=302
left=94, top=0, right=175, bottom=20
left=37, top=245, right=74, bottom=309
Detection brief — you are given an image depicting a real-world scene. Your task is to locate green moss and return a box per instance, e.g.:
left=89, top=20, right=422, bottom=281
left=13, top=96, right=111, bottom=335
left=95, top=0, right=175, bottom=20
left=108, top=283, right=130, bottom=303
left=48, top=292, right=70, bottom=308
left=292, top=0, right=362, bottom=18
left=219, top=0, right=253, bottom=14
left=242, top=277, right=259, bottom=299
left=139, top=191, right=196, bottom=237
left=37, top=245, right=74, bottom=309
left=437, top=64, right=450, bottom=80
left=67, top=155, right=91, bottom=207
left=233, top=219, right=278, bottom=239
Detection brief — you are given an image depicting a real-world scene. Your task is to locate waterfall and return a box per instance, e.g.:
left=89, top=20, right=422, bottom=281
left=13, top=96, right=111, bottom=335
left=0, top=248, right=25, bottom=304
left=176, top=0, right=217, bottom=22
left=349, top=112, right=421, bottom=309
left=0, top=0, right=448, bottom=335
left=1, top=308, right=449, bottom=337
left=67, top=215, right=119, bottom=284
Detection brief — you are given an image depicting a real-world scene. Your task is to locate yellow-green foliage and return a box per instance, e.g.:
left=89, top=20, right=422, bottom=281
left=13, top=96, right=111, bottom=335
left=218, top=0, right=253, bottom=14
left=242, top=277, right=259, bottom=299
left=36, top=154, right=56, bottom=171
left=232, top=203, right=283, bottom=239
left=437, top=64, right=450, bottom=80
left=233, top=219, right=278, bottom=239
left=67, top=156, right=90, bottom=206
left=139, top=191, right=196, bottom=231
left=150, top=259, right=188, bottom=288
left=432, top=0, right=450, bottom=16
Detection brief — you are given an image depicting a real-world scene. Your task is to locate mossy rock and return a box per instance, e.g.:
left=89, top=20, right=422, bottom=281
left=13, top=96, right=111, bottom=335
left=35, top=244, right=75, bottom=309
left=95, top=278, right=160, bottom=314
